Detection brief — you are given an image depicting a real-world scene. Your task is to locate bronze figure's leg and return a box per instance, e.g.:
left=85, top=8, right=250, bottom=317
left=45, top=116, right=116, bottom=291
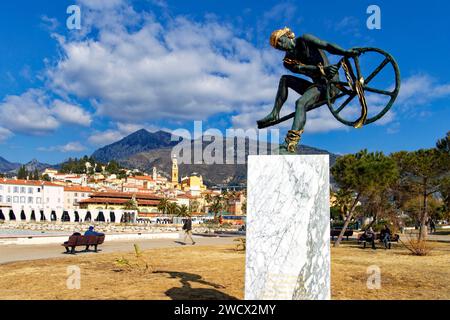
left=257, top=75, right=312, bottom=128
left=281, top=86, right=322, bottom=154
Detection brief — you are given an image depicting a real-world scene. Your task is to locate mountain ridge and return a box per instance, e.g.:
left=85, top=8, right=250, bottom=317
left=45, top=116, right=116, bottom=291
left=91, top=129, right=339, bottom=186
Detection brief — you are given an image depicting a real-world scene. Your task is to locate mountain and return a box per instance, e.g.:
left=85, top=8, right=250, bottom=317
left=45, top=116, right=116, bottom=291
left=92, top=129, right=339, bottom=186
left=91, top=129, right=181, bottom=163
left=0, top=156, right=20, bottom=173
left=23, top=159, right=52, bottom=173
left=0, top=157, right=52, bottom=175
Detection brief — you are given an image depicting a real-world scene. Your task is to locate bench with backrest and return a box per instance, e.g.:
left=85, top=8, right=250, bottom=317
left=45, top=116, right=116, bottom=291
left=330, top=229, right=354, bottom=241
left=358, top=232, right=400, bottom=249
left=62, top=234, right=105, bottom=254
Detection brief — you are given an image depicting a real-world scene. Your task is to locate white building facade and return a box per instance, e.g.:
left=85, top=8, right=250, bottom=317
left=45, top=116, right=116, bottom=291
left=0, top=179, right=64, bottom=212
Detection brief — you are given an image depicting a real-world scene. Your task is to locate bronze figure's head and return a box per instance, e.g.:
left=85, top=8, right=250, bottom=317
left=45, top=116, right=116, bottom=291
left=270, top=27, right=295, bottom=50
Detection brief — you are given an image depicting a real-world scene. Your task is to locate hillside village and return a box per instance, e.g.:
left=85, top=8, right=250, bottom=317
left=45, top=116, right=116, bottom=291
left=0, top=154, right=246, bottom=224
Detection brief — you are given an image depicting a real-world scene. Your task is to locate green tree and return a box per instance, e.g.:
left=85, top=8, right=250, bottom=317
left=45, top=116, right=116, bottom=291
left=393, top=148, right=450, bottom=240
left=332, top=150, right=399, bottom=247
left=439, top=177, right=450, bottom=217
left=177, top=205, right=190, bottom=218
left=32, top=169, right=40, bottom=181
left=436, top=131, right=450, bottom=153
left=17, top=165, right=28, bottom=179
left=208, top=195, right=224, bottom=222
left=106, top=160, right=121, bottom=174
left=123, top=195, right=139, bottom=211
left=157, top=198, right=170, bottom=216
left=166, top=202, right=180, bottom=216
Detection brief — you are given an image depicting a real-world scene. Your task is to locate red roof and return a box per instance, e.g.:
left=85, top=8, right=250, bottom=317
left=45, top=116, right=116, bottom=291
left=0, top=179, right=61, bottom=187
left=129, top=176, right=154, bottom=181
left=79, top=197, right=160, bottom=206
left=64, top=186, right=94, bottom=192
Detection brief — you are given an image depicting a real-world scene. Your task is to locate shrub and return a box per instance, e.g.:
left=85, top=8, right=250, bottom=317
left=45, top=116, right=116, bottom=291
left=400, top=233, right=433, bottom=256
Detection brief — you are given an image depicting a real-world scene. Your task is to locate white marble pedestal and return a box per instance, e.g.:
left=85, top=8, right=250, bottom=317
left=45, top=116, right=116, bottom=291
left=245, top=155, right=330, bottom=300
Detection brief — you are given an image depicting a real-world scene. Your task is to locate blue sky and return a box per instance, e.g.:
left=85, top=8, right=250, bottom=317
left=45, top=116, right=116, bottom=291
left=0, top=0, right=449, bottom=164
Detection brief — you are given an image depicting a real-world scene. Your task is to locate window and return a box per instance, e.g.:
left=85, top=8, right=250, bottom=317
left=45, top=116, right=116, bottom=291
left=21, top=187, right=26, bottom=193
left=37, top=188, right=41, bottom=193
left=74, top=193, right=78, bottom=197
left=13, top=187, right=19, bottom=193
left=0, top=195, right=2, bottom=202
left=36, top=198, right=41, bottom=204
left=28, top=197, right=33, bottom=204
left=28, top=187, right=33, bottom=194
left=7, top=196, right=11, bottom=203
left=20, top=197, right=25, bottom=204
left=13, top=197, right=19, bottom=203
left=81, top=193, right=85, bottom=197
left=0, top=185, right=3, bottom=191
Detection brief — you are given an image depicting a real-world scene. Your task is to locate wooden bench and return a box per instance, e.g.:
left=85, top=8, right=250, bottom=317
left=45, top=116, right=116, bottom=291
left=62, top=235, right=105, bottom=254
left=330, top=229, right=354, bottom=241
left=359, top=233, right=400, bottom=249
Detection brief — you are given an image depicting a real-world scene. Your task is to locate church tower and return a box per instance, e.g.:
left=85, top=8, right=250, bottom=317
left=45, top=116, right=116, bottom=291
left=152, top=166, right=157, bottom=181
left=171, top=155, right=179, bottom=188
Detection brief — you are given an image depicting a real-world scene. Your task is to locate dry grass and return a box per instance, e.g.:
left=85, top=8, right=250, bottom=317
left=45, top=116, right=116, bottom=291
left=0, top=245, right=245, bottom=300
left=331, top=241, right=450, bottom=300
left=0, top=242, right=450, bottom=300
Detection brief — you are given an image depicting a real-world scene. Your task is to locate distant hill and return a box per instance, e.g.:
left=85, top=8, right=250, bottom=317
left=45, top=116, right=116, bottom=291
left=23, top=159, right=53, bottom=173
left=0, top=156, right=20, bottom=173
left=0, top=157, right=52, bottom=175
left=92, top=129, right=339, bottom=186
left=91, top=129, right=180, bottom=163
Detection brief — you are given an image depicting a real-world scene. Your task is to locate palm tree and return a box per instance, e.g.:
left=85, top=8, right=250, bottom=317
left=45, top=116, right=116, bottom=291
left=166, top=202, right=180, bottom=216
left=209, top=196, right=223, bottom=222
left=157, top=198, right=170, bottom=216
left=177, top=205, right=190, bottom=218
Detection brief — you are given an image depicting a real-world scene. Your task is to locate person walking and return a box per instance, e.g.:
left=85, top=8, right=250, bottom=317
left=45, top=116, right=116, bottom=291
left=182, top=217, right=196, bottom=245
left=380, top=225, right=392, bottom=249
left=429, top=218, right=436, bottom=234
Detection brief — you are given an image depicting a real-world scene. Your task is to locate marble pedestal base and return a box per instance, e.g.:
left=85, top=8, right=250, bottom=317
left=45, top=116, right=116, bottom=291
left=245, top=155, right=330, bottom=300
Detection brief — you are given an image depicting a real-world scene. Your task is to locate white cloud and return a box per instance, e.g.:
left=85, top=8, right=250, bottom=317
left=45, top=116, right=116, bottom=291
left=38, top=141, right=86, bottom=153
left=0, top=89, right=93, bottom=136
left=88, top=129, right=125, bottom=146
left=52, top=100, right=92, bottom=126
left=0, top=127, right=13, bottom=142
left=87, top=122, right=170, bottom=146
left=0, top=89, right=59, bottom=135
left=47, top=5, right=282, bottom=124
left=397, top=74, right=450, bottom=107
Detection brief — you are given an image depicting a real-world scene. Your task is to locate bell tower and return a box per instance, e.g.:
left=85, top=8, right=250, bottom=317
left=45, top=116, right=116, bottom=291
left=172, top=155, right=179, bottom=188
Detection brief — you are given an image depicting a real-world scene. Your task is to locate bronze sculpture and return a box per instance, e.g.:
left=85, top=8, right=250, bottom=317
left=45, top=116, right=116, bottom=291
left=257, top=27, right=401, bottom=154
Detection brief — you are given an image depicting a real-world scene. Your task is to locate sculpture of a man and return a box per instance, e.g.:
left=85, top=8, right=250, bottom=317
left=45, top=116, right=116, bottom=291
left=257, top=28, right=360, bottom=153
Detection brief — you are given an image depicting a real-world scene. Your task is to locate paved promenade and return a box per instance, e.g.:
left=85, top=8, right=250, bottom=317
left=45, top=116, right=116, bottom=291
left=0, top=235, right=239, bottom=265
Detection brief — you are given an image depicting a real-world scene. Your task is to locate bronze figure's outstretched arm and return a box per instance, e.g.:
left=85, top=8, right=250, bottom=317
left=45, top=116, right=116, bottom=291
left=302, top=33, right=354, bottom=56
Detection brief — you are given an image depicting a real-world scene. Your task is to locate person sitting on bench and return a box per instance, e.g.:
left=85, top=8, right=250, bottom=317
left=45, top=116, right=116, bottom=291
left=63, top=232, right=81, bottom=253
left=84, top=226, right=103, bottom=236
left=84, top=226, right=104, bottom=251
left=380, top=224, right=392, bottom=249
left=363, top=227, right=376, bottom=250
